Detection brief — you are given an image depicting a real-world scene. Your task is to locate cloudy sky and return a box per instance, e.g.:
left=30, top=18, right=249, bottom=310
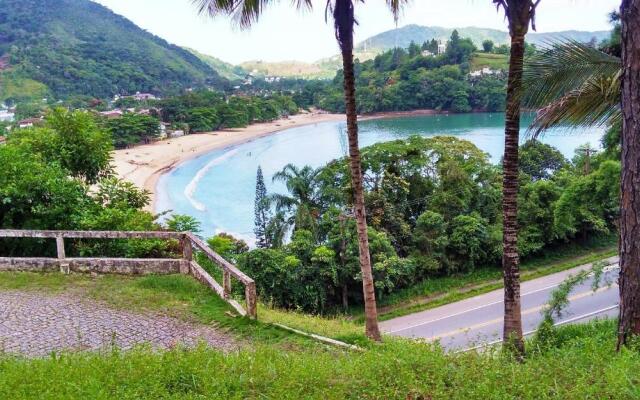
left=94, top=0, right=619, bottom=64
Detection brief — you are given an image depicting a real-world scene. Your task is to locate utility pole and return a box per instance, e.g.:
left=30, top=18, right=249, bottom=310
left=577, top=145, right=596, bottom=175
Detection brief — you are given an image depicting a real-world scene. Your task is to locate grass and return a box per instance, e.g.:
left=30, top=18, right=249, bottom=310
left=0, top=319, right=638, bottom=399
left=470, top=52, right=509, bottom=71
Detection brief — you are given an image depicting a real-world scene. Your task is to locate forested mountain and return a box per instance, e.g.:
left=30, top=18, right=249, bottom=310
left=312, top=32, right=507, bottom=114
left=0, top=0, right=227, bottom=102
left=357, top=24, right=610, bottom=53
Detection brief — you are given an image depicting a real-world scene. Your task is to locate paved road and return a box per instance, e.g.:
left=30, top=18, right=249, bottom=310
left=380, top=257, right=620, bottom=350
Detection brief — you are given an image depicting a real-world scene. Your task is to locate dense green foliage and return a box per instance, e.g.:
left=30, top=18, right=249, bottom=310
left=238, top=136, right=619, bottom=313
left=157, top=90, right=298, bottom=132
left=0, top=109, right=172, bottom=258
left=0, top=319, right=637, bottom=399
left=101, top=113, right=161, bottom=148
left=0, top=0, right=226, bottom=102
left=315, top=32, right=507, bottom=114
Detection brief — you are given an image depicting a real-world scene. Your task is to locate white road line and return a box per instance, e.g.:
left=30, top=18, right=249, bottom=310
left=386, top=264, right=619, bottom=334
left=458, top=304, right=619, bottom=352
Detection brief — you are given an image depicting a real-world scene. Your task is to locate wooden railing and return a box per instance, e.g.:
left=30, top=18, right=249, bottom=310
left=0, top=230, right=257, bottom=319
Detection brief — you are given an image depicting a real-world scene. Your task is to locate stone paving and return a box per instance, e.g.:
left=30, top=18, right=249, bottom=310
left=0, top=291, right=237, bottom=356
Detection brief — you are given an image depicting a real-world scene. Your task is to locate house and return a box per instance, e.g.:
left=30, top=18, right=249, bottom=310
left=0, top=136, right=6, bottom=145
left=17, top=117, right=43, bottom=129
left=168, top=129, right=185, bottom=138
left=132, top=92, right=157, bottom=101
left=421, top=50, right=434, bottom=57
left=99, top=110, right=123, bottom=119
left=469, top=67, right=499, bottom=78
left=437, top=42, right=446, bottom=55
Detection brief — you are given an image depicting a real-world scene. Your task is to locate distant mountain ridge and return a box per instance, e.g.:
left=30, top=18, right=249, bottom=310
left=185, top=48, right=247, bottom=81
left=357, top=24, right=610, bottom=52
left=0, top=0, right=227, bottom=102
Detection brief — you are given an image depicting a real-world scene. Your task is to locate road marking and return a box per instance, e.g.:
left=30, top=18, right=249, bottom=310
left=459, top=304, right=619, bottom=353
left=386, top=264, right=619, bottom=334
left=403, top=284, right=617, bottom=340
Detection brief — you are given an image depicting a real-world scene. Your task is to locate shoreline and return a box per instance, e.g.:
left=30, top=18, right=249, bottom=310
left=112, top=108, right=453, bottom=211
left=112, top=112, right=347, bottom=211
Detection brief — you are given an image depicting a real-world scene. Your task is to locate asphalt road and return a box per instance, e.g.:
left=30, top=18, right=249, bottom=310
left=380, top=256, right=620, bottom=351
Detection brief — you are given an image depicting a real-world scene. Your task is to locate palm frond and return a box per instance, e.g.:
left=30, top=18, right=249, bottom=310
left=384, top=0, right=409, bottom=22
left=523, top=40, right=620, bottom=109
left=192, top=0, right=312, bottom=28
left=529, top=73, right=621, bottom=137
left=268, top=193, right=297, bottom=212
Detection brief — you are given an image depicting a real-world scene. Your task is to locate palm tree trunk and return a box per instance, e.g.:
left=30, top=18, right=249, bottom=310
left=335, top=0, right=381, bottom=341
left=502, top=32, right=526, bottom=356
left=617, top=0, right=640, bottom=349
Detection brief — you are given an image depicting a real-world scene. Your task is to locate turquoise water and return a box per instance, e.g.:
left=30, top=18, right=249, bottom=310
left=156, top=113, right=604, bottom=242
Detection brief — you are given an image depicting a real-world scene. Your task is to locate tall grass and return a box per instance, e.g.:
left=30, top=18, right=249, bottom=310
left=0, top=320, right=637, bottom=399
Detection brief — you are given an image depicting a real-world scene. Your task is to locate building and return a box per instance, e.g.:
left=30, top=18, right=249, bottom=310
left=132, top=92, right=157, bottom=101
left=99, top=110, right=123, bottom=119
left=469, top=67, right=499, bottom=78
left=421, top=50, right=434, bottom=57
left=437, top=41, right=446, bottom=55
left=0, top=136, right=6, bottom=145
left=17, top=117, right=43, bottom=129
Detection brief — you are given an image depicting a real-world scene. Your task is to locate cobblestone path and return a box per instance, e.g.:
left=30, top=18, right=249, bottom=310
left=0, top=291, right=237, bottom=356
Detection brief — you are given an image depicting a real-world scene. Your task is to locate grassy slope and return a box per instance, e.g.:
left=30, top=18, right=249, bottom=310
left=470, top=53, right=509, bottom=71
left=184, top=47, right=246, bottom=81
left=0, top=319, right=638, bottom=399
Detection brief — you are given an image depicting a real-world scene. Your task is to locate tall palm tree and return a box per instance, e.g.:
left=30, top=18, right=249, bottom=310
left=617, top=0, right=640, bottom=349
left=493, top=0, right=541, bottom=357
left=193, top=0, right=407, bottom=341
left=271, top=164, right=322, bottom=233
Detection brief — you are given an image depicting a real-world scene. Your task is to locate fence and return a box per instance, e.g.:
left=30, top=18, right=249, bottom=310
left=0, top=230, right=257, bottom=319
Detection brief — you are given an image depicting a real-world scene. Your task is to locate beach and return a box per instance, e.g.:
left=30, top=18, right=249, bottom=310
left=112, top=112, right=346, bottom=209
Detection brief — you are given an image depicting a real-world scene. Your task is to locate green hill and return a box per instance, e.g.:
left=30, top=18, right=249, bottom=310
left=0, top=0, right=227, bottom=102
left=185, top=48, right=247, bottom=81
left=240, top=60, right=337, bottom=80
left=357, top=24, right=610, bottom=53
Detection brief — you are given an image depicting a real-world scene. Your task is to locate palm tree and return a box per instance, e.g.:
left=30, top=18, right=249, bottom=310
left=493, top=0, right=542, bottom=357
left=270, top=164, right=322, bottom=233
left=193, top=0, right=407, bottom=341
left=522, top=40, right=621, bottom=135
left=617, top=0, right=640, bottom=349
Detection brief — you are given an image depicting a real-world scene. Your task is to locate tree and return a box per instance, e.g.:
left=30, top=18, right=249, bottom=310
left=254, top=166, right=270, bottom=248
left=10, top=108, right=113, bottom=184
left=494, top=0, right=542, bottom=357
left=270, top=164, right=321, bottom=234
left=518, top=140, right=567, bottom=180
left=483, top=39, right=495, bottom=53
left=193, top=0, right=407, bottom=341
left=617, top=0, right=640, bottom=348
left=104, top=112, right=161, bottom=148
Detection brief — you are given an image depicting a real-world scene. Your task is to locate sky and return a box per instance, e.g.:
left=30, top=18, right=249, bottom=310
left=94, top=0, right=619, bottom=64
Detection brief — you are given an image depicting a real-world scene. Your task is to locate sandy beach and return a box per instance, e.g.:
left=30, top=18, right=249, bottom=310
left=113, top=112, right=346, bottom=209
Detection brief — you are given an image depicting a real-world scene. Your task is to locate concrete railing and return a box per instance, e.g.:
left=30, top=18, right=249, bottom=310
left=0, top=230, right=257, bottom=319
